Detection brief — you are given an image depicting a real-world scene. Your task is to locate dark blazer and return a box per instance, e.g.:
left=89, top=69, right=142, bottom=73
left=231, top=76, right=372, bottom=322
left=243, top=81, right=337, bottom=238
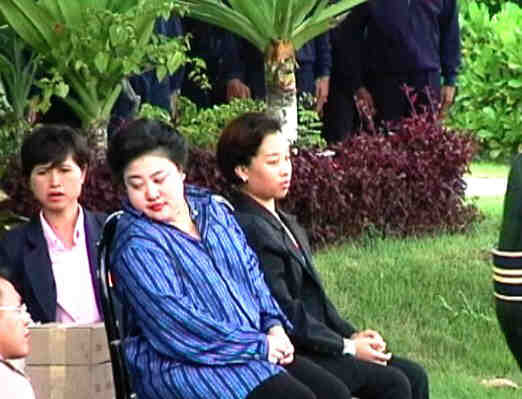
left=232, top=193, right=357, bottom=356
left=0, top=209, right=107, bottom=323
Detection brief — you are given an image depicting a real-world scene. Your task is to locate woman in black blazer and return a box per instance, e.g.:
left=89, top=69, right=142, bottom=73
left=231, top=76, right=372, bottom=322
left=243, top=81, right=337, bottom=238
left=0, top=125, right=106, bottom=324
left=217, top=112, right=429, bottom=399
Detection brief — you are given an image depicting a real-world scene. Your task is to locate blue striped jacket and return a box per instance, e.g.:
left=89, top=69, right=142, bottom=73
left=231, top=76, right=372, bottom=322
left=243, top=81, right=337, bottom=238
left=110, top=185, right=292, bottom=399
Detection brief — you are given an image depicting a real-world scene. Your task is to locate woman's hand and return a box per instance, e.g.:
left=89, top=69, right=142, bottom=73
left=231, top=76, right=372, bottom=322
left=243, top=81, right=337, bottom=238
left=351, top=329, right=391, bottom=365
left=267, top=325, right=294, bottom=365
left=351, top=329, right=386, bottom=352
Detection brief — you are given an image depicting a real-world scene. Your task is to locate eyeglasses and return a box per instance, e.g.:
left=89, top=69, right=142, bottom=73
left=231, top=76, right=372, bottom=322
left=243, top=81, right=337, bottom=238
left=0, top=303, right=31, bottom=321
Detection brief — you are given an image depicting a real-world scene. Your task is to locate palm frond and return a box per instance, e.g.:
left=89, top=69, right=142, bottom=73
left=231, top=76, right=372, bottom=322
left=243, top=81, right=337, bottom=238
left=0, top=28, right=39, bottom=118
left=291, top=0, right=320, bottom=32
left=293, top=0, right=366, bottom=50
left=0, top=0, right=58, bottom=52
left=179, top=0, right=270, bottom=50
left=180, top=0, right=367, bottom=52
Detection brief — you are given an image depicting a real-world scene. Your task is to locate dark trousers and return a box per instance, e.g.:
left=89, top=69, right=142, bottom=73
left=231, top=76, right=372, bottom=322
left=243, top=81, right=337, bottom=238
left=246, top=355, right=351, bottom=399
left=247, top=353, right=428, bottom=399
left=322, top=83, right=359, bottom=144
left=304, top=352, right=429, bottom=399
left=366, top=70, right=441, bottom=124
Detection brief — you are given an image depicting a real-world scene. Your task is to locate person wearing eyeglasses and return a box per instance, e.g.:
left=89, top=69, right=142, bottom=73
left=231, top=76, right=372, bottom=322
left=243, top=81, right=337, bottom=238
left=0, top=125, right=107, bottom=324
left=0, top=273, right=35, bottom=399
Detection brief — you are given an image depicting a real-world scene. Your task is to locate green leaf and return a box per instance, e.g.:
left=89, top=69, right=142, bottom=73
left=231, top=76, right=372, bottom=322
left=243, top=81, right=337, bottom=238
left=156, top=65, right=167, bottom=82
left=179, top=0, right=365, bottom=52
left=167, top=52, right=183, bottom=75
left=94, top=52, right=109, bottom=74
left=489, top=149, right=502, bottom=159
left=55, top=81, right=69, bottom=98
left=0, top=0, right=58, bottom=52
left=507, top=79, right=522, bottom=88
left=482, top=106, right=495, bottom=119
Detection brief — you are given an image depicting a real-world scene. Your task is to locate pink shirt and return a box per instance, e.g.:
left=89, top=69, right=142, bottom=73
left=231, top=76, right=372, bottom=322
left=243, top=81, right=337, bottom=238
left=40, top=207, right=101, bottom=323
left=0, top=356, right=35, bottom=399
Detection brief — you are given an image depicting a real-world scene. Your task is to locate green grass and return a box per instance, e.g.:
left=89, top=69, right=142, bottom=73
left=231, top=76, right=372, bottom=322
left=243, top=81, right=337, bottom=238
left=315, top=196, right=521, bottom=398
left=468, top=161, right=510, bottom=179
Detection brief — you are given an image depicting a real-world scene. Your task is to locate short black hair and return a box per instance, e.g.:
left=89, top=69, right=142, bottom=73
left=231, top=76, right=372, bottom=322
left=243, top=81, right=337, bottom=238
left=107, top=119, right=188, bottom=184
left=217, top=112, right=281, bottom=185
left=21, top=125, right=90, bottom=178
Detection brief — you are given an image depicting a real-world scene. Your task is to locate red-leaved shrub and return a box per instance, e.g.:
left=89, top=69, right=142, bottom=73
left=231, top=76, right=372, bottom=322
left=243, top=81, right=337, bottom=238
left=282, top=115, right=480, bottom=247
left=189, top=110, right=480, bottom=248
left=0, top=109, right=479, bottom=249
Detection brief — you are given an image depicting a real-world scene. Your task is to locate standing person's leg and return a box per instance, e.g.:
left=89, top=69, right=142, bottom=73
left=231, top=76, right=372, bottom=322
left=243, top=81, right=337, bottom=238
left=304, top=352, right=427, bottom=399
left=286, top=355, right=352, bottom=399
left=366, top=71, right=409, bottom=125
left=407, top=70, right=441, bottom=115
left=322, top=86, right=358, bottom=143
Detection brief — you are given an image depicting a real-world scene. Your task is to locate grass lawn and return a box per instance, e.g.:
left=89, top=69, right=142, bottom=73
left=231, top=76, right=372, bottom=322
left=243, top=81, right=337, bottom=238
left=315, top=195, right=521, bottom=398
left=467, top=161, right=510, bottom=179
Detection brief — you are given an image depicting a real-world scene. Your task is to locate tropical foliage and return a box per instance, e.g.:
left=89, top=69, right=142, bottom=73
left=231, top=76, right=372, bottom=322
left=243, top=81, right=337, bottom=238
left=0, top=27, right=43, bottom=168
left=449, top=1, right=522, bottom=160
left=179, top=0, right=365, bottom=52
left=0, top=0, right=189, bottom=157
left=178, top=0, right=366, bottom=140
left=137, top=95, right=325, bottom=150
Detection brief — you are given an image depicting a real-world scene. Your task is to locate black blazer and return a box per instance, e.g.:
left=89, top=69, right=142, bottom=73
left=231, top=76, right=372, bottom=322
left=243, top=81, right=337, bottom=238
left=232, top=193, right=357, bottom=356
left=0, top=209, right=107, bottom=323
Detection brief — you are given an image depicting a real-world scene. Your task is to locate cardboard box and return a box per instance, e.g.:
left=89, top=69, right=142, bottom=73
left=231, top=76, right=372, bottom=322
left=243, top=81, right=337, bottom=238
left=26, top=362, right=114, bottom=399
left=26, top=323, right=110, bottom=366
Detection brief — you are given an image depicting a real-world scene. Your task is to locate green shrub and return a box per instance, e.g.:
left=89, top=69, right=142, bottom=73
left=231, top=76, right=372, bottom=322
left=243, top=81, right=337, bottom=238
left=139, top=95, right=326, bottom=150
left=459, top=0, right=503, bottom=15
left=176, top=96, right=266, bottom=149
left=0, top=27, right=40, bottom=174
left=449, top=1, right=522, bottom=160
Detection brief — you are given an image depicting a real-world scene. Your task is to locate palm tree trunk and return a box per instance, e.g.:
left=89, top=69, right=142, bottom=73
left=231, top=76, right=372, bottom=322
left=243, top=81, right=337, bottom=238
left=85, top=120, right=109, bottom=161
left=264, top=40, right=298, bottom=142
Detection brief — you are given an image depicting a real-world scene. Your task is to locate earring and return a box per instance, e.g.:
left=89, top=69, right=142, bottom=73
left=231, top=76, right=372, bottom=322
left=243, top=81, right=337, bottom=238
left=242, top=177, right=248, bottom=183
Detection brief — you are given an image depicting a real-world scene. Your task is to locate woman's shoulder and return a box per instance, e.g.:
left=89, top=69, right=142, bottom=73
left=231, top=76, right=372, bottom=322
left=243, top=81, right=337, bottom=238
left=185, top=184, right=213, bottom=201
left=234, top=208, right=269, bottom=230
left=112, top=210, right=166, bottom=251
left=185, top=185, right=235, bottom=219
left=83, top=208, right=108, bottom=224
left=0, top=215, right=39, bottom=247
left=231, top=195, right=280, bottom=232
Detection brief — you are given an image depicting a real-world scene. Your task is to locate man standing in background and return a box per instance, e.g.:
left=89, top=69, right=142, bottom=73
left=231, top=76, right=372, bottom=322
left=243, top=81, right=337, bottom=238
left=323, top=0, right=460, bottom=142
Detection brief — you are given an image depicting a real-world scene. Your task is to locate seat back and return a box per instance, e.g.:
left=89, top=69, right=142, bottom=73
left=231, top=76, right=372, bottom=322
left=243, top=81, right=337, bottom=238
left=97, top=211, right=137, bottom=399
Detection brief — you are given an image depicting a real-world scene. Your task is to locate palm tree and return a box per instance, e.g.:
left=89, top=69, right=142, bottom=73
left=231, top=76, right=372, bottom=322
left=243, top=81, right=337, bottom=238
left=0, top=27, right=39, bottom=130
left=178, top=0, right=366, bottom=141
left=0, top=0, right=188, bottom=159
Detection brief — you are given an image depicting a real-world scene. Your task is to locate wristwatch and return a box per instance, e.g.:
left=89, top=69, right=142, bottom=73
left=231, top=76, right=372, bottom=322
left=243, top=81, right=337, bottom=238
left=342, top=338, right=357, bottom=356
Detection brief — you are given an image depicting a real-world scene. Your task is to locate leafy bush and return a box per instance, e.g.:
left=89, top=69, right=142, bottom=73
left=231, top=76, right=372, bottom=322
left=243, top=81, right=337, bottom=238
left=449, top=1, right=522, bottom=160
left=460, top=0, right=503, bottom=15
left=0, top=28, right=40, bottom=172
left=176, top=96, right=266, bottom=149
left=187, top=108, right=480, bottom=249
left=295, top=92, right=326, bottom=149
left=288, top=115, right=478, bottom=247
left=1, top=106, right=478, bottom=249
left=140, top=96, right=326, bottom=150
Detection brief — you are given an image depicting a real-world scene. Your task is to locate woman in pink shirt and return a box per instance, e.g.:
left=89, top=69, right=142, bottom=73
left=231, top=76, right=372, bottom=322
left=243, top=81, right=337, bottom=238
left=0, top=125, right=106, bottom=323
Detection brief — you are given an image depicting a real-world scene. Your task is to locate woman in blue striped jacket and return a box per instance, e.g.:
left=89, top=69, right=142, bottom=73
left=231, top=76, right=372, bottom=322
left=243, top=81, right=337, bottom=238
left=106, top=119, right=352, bottom=399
